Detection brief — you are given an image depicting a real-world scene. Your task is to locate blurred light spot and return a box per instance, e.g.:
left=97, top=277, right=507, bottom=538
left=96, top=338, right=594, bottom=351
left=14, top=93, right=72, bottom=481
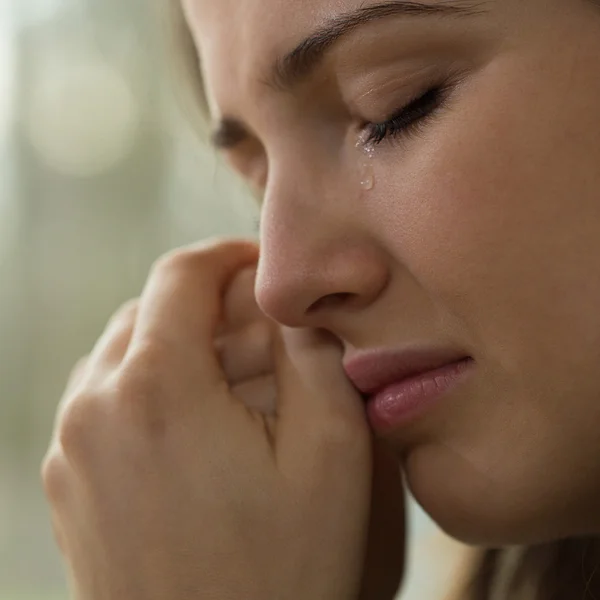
left=25, top=53, right=141, bottom=178
left=16, top=0, right=67, bottom=28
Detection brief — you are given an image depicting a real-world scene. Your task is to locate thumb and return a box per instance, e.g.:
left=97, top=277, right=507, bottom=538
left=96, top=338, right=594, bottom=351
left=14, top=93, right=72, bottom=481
left=273, top=326, right=371, bottom=486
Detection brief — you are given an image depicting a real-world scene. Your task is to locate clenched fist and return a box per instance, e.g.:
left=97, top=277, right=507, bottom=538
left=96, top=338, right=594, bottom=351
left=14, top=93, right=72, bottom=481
left=42, top=238, right=405, bottom=600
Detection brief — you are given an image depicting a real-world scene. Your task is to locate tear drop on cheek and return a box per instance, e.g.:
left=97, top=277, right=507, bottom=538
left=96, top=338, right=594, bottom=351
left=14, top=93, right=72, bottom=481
left=360, top=163, right=375, bottom=190
left=355, top=136, right=376, bottom=192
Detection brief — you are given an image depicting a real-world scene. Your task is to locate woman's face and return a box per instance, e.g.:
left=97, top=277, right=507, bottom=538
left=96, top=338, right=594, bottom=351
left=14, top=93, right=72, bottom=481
left=182, top=0, right=600, bottom=545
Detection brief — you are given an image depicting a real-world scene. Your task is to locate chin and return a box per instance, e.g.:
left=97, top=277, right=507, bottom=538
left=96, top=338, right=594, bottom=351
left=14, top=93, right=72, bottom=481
left=402, top=443, right=584, bottom=547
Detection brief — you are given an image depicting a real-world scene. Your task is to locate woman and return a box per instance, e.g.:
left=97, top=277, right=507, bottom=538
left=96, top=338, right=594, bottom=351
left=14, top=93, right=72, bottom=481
left=42, top=0, right=600, bottom=598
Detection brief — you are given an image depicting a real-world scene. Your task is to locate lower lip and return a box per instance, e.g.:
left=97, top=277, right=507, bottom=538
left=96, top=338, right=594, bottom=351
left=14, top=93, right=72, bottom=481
left=365, top=358, right=473, bottom=432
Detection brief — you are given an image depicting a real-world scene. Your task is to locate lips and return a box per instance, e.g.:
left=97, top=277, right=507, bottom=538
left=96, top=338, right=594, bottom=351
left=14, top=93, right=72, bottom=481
left=343, top=347, right=471, bottom=397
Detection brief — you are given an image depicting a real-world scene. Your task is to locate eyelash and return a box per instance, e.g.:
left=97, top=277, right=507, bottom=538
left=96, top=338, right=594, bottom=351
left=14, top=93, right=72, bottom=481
left=362, top=80, right=454, bottom=147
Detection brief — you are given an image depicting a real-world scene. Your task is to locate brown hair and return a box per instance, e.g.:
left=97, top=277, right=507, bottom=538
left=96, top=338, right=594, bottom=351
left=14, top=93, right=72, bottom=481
left=460, top=540, right=600, bottom=600
left=167, top=3, right=600, bottom=599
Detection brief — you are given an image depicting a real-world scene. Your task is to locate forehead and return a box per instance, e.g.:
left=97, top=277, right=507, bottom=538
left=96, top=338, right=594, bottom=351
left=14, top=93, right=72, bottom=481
left=183, top=0, right=356, bottom=54
left=182, top=0, right=370, bottom=114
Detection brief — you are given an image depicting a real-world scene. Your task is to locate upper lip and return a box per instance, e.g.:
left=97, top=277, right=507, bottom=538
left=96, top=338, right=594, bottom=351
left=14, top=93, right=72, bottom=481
left=343, top=346, right=471, bottom=396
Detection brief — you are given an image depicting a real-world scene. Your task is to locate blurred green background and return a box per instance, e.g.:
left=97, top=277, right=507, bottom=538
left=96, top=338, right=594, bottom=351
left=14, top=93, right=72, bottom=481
left=0, top=1, right=467, bottom=598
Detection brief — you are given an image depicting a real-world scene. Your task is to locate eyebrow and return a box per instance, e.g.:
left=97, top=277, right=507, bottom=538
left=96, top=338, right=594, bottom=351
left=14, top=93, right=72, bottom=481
left=211, top=0, right=484, bottom=149
left=269, top=0, right=484, bottom=91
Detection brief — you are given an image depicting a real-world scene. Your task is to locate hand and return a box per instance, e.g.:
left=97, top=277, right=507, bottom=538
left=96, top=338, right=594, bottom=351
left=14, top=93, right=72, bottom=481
left=216, top=265, right=406, bottom=600
left=41, top=238, right=389, bottom=600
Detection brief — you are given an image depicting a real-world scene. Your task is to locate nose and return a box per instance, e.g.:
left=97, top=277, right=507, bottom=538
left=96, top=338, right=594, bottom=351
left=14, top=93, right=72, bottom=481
left=254, top=172, right=390, bottom=329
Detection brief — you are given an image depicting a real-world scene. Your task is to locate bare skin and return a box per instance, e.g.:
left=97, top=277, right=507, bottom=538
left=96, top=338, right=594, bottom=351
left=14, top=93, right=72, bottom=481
left=43, top=240, right=404, bottom=600
left=183, top=0, right=600, bottom=543
left=42, top=0, right=600, bottom=597
left=215, top=265, right=405, bottom=599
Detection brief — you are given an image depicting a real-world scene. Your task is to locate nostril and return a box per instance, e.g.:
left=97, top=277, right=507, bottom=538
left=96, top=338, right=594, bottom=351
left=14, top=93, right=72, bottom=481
left=308, top=292, right=354, bottom=313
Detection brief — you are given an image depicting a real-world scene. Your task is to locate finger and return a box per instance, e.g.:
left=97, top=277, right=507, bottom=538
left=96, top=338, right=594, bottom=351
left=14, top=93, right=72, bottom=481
left=230, top=373, right=277, bottom=415
left=273, top=327, right=371, bottom=483
left=89, top=299, right=138, bottom=365
left=214, top=320, right=274, bottom=384
left=128, top=238, right=259, bottom=376
left=54, top=300, right=138, bottom=434
left=273, top=327, right=372, bottom=596
left=52, top=355, right=91, bottom=443
left=219, top=265, right=263, bottom=334
left=64, top=355, right=90, bottom=397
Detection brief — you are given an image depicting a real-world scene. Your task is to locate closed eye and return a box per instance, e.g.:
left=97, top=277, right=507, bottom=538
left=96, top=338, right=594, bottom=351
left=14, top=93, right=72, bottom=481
left=361, top=80, right=454, bottom=147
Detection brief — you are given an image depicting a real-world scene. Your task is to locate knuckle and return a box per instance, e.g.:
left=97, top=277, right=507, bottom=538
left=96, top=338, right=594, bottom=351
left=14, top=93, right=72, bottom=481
left=122, top=338, right=172, bottom=380
left=66, top=355, right=90, bottom=391
left=110, top=298, right=139, bottom=327
left=116, top=364, right=162, bottom=406
left=114, top=346, right=170, bottom=434
left=71, top=355, right=89, bottom=376
left=104, top=301, right=138, bottom=347
left=152, top=248, right=196, bottom=275
left=57, top=392, right=101, bottom=459
left=41, top=450, right=69, bottom=505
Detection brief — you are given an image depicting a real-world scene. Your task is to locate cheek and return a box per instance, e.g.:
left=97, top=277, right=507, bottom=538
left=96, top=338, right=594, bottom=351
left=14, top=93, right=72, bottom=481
left=370, top=53, right=600, bottom=541
left=371, top=53, right=600, bottom=373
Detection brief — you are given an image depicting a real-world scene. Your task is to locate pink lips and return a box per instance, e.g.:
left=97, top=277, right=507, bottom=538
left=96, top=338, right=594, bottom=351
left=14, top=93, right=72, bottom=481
left=343, top=347, right=473, bottom=431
